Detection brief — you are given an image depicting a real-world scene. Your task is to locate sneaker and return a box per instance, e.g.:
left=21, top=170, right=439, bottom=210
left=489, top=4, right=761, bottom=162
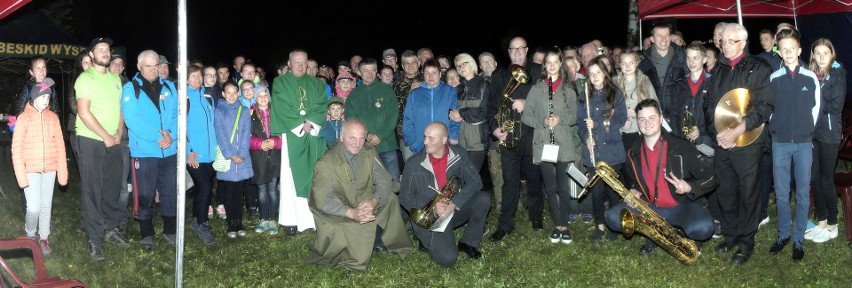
left=805, top=226, right=826, bottom=241
left=712, top=222, right=722, bottom=239
left=164, top=234, right=176, bottom=246
left=605, top=230, right=619, bottom=241
left=227, top=231, right=237, bottom=238
left=560, top=230, right=572, bottom=244
left=589, top=229, right=605, bottom=242
left=88, top=241, right=105, bottom=261
left=255, top=220, right=268, bottom=234
left=216, top=204, right=227, bottom=220
left=792, top=241, right=804, bottom=261
left=812, top=228, right=839, bottom=243
left=549, top=229, right=561, bottom=244
left=567, top=214, right=578, bottom=224
left=39, top=239, right=52, bottom=255
left=267, top=222, right=279, bottom=235
left=191, top=220, right=218, bottom=245
left=207, top=206, right=214, bottom=218
left=140, top=236, right=155, bottom=250
left=769, top=236, right=790, bottom=255
left=105, top=228, right=131, bottom=247
left=758, top=216, right=770, bottom=229
left=237, top=230, right=247, bottom=237
left=582, top=214, right=593, bottom=224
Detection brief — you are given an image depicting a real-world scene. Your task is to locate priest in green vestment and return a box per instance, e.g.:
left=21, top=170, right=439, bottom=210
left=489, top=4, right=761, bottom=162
left=308, top=120, right=412, bottom=271
left=271, top=50, right=328, bottom=233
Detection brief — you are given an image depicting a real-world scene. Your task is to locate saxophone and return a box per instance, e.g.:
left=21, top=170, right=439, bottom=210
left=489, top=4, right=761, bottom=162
left=586, top=161, right=699, bottom=265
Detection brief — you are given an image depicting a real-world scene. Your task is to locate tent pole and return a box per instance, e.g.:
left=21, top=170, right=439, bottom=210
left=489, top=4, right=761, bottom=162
left=737, top=0, right=743, bottom=24
left=639, top=20, right=642, bottom=49
left=792, top=0, right=799, bottom=28
left=175, top=0, right=188, bottom=287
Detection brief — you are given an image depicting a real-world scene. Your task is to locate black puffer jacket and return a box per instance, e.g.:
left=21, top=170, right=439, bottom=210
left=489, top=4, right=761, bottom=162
left=15, top=78, right=59, bottom=116
left=639, top=43, right=688, bottom=116
left=703, top=54, right=774, bottom=150
left=814, top=62, right=848, bottom=144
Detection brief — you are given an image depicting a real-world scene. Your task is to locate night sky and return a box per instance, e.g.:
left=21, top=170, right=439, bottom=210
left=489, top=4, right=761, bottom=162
left=11, top=0, right=785, bottom=74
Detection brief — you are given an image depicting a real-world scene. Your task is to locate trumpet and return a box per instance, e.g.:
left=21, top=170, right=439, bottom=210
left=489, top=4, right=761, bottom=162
left=584, top=161, right=699, bottom=265
left=410, top=175, right=463, bottom=229
left=496, top=64, right=529, bottom=149
left=681, top=105, right=695, bottom=144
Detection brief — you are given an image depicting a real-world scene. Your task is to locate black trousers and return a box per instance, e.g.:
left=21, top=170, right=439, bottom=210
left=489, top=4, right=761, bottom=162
left=77, top=136, right=123, bottom=246
left=589, top=163, right=623, bottom=226
left=187, top=163, right=216, bottom=224
left=496, top=147, right=543, bottom=232
left=220, top=179, right=247, bottom=232
left=715, top=145, right=763, bottom=250
left=413, top=190, right=490, bottom=268
left=812, top=141, right=839, bottom=224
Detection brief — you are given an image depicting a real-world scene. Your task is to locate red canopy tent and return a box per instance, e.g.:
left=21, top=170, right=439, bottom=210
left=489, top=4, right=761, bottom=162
left=639, top=0, right=852, bottom=20
left=0, top=0, right=30, bottom=20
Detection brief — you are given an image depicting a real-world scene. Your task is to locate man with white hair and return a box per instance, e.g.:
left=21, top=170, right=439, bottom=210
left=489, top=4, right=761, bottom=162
left=704, top=23, right=774, bottom=265
left=122, top=50, right=179, bottom=251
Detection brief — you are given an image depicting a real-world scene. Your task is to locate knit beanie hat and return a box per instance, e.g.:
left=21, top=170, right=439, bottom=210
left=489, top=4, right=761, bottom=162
left=30, top=77, right=55, bottom=98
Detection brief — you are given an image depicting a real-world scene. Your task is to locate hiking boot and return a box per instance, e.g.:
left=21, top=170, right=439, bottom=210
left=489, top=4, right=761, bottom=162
left=792, top=241, right=804, bottom=261
left=267, top=222, right=279, bottom=235
left=769, top=236, right=790, bottom=255
left=164, top=234, right=176, bottom=246
left=89, top=241, right=105, bottom=261
left=140, top=236, right=155, bottom=250
left=105, top=228, right=131, bottom=247
left=192, top=220, right=218, bottom=246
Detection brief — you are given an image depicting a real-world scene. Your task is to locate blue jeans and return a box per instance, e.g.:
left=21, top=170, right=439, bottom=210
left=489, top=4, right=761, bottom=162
left=772, top=142, right=811, bottom=243
left=379, top=150, right=401, bottom=181
left=257, top=179, right=279, bottom=220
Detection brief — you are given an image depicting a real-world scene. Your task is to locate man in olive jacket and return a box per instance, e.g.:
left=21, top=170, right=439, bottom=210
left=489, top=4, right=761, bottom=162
left=307, top=120, right=411, bottom=271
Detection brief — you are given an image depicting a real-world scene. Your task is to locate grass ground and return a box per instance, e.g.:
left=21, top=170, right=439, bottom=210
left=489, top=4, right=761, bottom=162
left=0, top=154, right=849, bottom=287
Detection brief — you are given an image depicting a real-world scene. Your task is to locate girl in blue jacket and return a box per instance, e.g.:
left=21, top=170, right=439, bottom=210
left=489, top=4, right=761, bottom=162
left=215, top=81, right=254, bottom=238
left=578, top=57, right=627, bottom=242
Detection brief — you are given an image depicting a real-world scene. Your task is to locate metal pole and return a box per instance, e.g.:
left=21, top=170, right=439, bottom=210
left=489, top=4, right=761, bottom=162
left=175, top=0, right=188, bottom=287
left=736, top=0, right=743, bottom=24
left=792, top=0, right=799, bottom=28
left=639, top=20, right=643, bottom=48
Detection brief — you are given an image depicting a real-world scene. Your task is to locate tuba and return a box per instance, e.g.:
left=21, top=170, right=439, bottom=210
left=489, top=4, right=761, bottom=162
left=585, top=161, right=699, bottom=265
left=496, top=64, right=530, bottom=149
left=681, top=105, right=695, bottom=144
left=410, top=175, right=463, bottom=229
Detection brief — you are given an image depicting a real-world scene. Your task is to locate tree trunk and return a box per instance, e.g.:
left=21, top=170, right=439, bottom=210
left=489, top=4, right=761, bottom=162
left=627, top=0, right=639, bottom=48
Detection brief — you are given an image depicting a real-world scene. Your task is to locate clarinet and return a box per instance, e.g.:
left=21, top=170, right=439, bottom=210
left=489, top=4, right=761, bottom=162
left=547, top=77, right=555, bottom=144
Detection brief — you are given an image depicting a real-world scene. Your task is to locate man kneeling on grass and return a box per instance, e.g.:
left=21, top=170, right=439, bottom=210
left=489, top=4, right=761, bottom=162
left=307, top=119, right=411, bottom=271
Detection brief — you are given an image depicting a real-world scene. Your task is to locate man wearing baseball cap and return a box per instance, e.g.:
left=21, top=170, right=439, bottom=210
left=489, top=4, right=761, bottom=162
left=75, top=37, right=131, bottom=261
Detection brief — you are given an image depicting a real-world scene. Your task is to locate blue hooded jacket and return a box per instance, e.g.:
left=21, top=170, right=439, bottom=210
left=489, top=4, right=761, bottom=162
left=402, top=81, right=459, bottom=153
left=121, top=73, right=178, bottom=158
left=215, top=98, right=253, bottom=181
left=187, top=85, right=218, bottom=163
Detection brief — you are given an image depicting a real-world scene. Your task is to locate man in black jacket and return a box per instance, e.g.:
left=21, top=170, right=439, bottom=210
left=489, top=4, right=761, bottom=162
left=399, top=122, right=489, bottom=268
left=703, top=23, right=774, bottom=265
left=605, top=99, right=717, bottom=255
left=487, top=36, right=544, bottom=241
left=639, top=23, right=688, bottom=121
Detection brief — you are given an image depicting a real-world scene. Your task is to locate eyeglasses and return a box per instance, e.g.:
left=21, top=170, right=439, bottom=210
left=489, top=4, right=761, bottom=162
left=456, top=61, right=470, bottom=68
left=720, top=39, right=744, bottom=46
left=509, top=46, right=527, bottom=52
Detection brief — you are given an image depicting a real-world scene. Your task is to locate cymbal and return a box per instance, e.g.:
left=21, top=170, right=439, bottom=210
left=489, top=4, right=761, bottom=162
left=714, top=88, right=764, bottom=147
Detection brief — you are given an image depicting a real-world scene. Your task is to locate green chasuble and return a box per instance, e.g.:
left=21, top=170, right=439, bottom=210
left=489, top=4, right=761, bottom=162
left=271, top=72, right=328, bottom=198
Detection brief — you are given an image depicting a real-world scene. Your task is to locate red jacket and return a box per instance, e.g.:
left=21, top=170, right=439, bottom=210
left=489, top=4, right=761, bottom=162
left=12, top=104, right=68, bottom=188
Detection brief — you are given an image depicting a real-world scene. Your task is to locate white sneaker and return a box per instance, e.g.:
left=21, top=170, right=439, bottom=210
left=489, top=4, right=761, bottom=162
left=207, top=206, right=214, bottom=218
left=804, top=226, right=826, bottom=241
left=812, top=228, right=839, bottom=243
left=216, top=205, right=227, bottom=219
left=758, top=216, right=770, bottom=229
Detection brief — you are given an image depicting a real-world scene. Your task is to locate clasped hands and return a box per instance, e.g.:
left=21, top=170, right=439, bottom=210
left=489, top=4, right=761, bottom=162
left=347, top=198, right=378, bottom=224
left=716, top=121, right=746, bottom=149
